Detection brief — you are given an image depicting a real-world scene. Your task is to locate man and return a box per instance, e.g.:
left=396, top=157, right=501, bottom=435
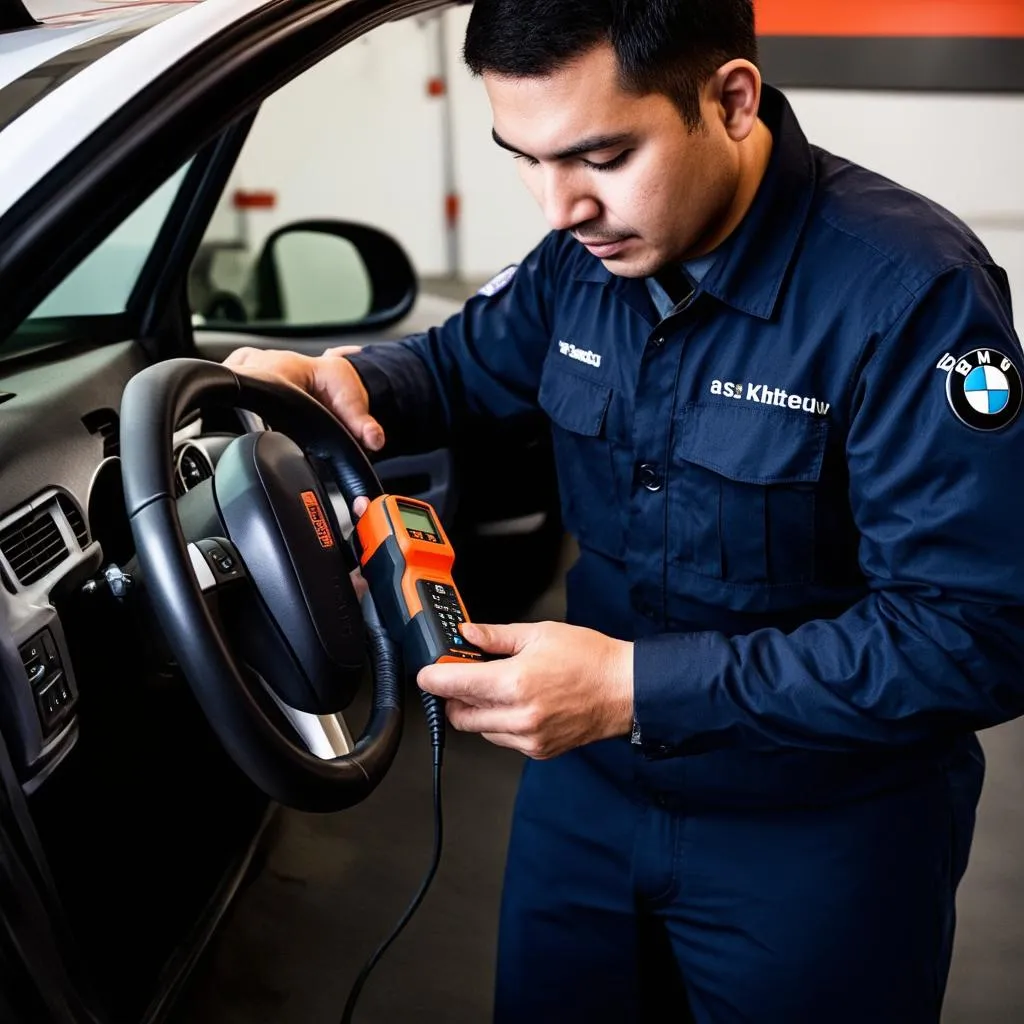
left=226, top=1, right=1024, bottom=1020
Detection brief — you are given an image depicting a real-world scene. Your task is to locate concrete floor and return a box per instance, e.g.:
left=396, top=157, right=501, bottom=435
left=167, top=683, right=1024, bottom=1024
left=943, top=719, right=1024, bottom=1023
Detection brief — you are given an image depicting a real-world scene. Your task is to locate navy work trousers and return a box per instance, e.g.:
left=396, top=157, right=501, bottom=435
left=494, top=741, right=983, bottom=1024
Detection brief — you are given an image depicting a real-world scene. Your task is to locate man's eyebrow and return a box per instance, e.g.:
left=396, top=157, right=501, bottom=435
left=491, top=127, right=634, bottom=161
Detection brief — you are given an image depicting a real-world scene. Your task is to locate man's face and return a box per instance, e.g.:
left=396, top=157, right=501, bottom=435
left=483, top=42, right=740, bottom=277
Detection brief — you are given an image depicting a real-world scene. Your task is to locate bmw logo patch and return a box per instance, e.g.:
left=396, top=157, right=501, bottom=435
left=942, top=348, right=1023, bottom=431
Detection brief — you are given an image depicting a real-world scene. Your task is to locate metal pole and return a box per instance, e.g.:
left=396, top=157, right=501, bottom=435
left=435, top=13, right=460, bottom=280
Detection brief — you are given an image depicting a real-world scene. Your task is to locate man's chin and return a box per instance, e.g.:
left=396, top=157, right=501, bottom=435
left=598, top=251, right=659, bottom=279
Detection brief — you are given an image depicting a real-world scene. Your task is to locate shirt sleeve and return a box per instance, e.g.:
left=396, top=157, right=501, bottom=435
left=633, top=262, right=1024, bottom=756
left=345, top=233, right=565, bottom=455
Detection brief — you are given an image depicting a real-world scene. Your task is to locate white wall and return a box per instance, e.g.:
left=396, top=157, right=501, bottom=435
left=443, top=5, right=549, bottom=279
left=232, top=7, right=1024, bottom=329
left=224, top=16, right=450, bottom=275
left=784, top=91, right=1024, bottom=330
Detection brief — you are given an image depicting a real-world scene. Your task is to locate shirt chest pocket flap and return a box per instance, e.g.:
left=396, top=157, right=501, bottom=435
left=538, top=364, right=623, bottom=558
left=671, top=402, right=827, bottom=585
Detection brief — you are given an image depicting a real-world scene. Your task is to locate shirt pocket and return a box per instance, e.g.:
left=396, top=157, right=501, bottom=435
left=537, top=361, right=623, bottom=559
left=669, top=402, right=827, bottom=585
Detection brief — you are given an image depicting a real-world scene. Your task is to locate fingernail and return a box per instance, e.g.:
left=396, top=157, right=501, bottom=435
left=366, top=427, right=384, bottom=450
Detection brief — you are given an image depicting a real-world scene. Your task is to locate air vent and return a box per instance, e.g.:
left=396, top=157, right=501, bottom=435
left=56, top=494, right=89, bottom=548
left=0, top=508, right=69, bottom=585
left=82, top=407, right=120, bottom=458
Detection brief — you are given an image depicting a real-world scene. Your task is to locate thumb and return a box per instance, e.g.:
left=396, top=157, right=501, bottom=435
left=460, top=622, right=524, bottom=656
left=311, top=358, right=385, bottom=451
left=351, top=415, right=386, bottom=452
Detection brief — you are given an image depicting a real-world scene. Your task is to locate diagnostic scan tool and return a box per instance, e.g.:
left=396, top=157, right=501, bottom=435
left=355, top=494, right=486, bottom=673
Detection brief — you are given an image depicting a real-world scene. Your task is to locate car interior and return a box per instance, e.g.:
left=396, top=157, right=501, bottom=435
left=0, top=23, right=566, bottom=1022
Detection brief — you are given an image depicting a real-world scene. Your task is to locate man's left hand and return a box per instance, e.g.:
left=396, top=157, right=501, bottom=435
left=417, top=621, right=633, bottom=759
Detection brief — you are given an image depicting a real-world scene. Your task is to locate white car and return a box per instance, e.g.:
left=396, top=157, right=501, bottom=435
left=0, top=2, right=563, bottom=1020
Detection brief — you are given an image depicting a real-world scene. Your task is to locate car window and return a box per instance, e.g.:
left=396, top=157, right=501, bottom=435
left=190, top=15, right=449, bottom=334
left=28, top=162, right=191, bottom=319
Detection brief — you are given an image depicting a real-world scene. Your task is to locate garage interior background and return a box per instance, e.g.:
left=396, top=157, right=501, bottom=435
left=162, top=4, right=1024, bottom=1023
left=197, top=0, right=1024, bottom=330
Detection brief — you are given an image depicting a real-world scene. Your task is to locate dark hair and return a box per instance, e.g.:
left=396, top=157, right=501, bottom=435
left=464, top=0, right=758, bottom=129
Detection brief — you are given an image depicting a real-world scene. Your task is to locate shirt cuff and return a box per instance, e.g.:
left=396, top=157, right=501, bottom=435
left=632, top=630, right=732, bottom=759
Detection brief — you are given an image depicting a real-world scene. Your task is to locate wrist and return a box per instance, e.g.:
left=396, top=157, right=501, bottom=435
left=604, top=638, right=634, bottom=738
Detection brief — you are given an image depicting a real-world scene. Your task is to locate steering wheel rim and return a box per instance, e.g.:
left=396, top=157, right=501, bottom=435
left=119, top=357, right=403, bottom=812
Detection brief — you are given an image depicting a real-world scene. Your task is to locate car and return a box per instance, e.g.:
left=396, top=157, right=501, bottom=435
left=0, top=1, right=565, bottom=1020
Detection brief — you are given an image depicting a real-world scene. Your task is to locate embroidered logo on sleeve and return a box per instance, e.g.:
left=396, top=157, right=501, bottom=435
left=936, top=348, right=1023, bottom=431
left=477, top=264, right=518, bottom=298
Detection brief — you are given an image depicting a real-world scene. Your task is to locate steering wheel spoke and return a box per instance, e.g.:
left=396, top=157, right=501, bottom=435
left=267, top=697, right=356, bottom=760
left=187, top=537, right=247, bottom=592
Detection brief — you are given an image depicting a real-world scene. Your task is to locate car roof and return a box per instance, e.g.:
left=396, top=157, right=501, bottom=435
left=0, top=0, right=269, bottom=218
left=0, top=3, right=196, bottom=92
left=22, top=0, right=191, bottom=28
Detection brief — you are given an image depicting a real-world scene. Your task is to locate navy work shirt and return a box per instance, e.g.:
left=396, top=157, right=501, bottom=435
left=349, top=86, right=1024, bottom=808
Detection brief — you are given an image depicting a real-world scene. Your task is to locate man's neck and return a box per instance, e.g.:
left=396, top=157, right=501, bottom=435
left=686, top=117, right=774, bottom=260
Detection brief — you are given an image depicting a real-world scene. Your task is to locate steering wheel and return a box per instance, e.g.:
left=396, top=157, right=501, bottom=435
left=119, top=357, right=403, bottom=812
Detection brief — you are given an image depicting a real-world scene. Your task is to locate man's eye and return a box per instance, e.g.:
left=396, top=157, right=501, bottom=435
left=583, top=151, right=630, bottom=172
left=513, top=154, right=539, bottom=167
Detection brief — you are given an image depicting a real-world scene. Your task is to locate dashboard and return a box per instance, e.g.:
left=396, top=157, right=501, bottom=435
left=0, top=340, right=243, bottom=792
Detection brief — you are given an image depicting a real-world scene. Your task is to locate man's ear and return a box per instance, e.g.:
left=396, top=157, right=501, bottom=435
left=707, top=60, right=761, bottom=143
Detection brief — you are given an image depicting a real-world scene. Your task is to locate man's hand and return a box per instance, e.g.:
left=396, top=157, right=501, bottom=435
left=417, top=621, right=634, bottom=759
left=223, top=346, right=386, bottom=452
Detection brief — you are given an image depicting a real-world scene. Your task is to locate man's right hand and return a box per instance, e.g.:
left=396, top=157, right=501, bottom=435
left=223, top=346, right=385, bottom=452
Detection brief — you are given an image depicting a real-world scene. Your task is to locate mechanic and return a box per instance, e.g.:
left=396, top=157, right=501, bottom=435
left=226, top=1, right=1024, bottom=1021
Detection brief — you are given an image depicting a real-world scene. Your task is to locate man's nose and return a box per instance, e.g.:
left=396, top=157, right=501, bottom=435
left=541, top=171, right=600, bottom=232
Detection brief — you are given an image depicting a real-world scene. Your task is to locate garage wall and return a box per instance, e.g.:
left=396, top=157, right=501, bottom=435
left=232, top=6, right=1024, bottom=330
left=218, top=16, right=450, bottom=275
left=783, top=90, right=1024, bottom=334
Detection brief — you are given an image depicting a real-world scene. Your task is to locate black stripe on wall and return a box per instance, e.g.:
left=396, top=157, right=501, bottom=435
left=759, top=36, right=1024, bottom=92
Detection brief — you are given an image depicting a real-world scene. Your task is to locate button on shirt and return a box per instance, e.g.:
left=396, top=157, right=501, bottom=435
left=349, top=85, right=1024, bottom=808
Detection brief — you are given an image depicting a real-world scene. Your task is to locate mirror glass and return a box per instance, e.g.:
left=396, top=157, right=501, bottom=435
left=265, top=231, right=373, bottom=325
left=192, top=230, right=374, bottom=328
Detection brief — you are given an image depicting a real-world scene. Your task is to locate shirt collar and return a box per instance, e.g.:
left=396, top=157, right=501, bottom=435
left=572, top=85, right=817, bottom=321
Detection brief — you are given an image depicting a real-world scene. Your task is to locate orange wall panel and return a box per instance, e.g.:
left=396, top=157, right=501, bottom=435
left=756, top=1, right=1024, bottom=38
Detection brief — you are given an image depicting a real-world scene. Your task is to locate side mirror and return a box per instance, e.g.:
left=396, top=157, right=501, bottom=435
left=196, top=220, right=418, bottom=336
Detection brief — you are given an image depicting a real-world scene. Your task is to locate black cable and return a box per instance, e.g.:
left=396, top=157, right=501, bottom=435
left=339, top=691, right=446, bottom=1024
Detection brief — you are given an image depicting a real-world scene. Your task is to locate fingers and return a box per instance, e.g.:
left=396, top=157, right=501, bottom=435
left=349, top=567, right=368, bottom=599
left=309, top=355, right=385, bottom=452
left=444, top=699, right=531, bottom=736
left=358, top=420, right=385, bottom=451
left=222, top=347, right=316, bottom=394
left=227, top=347, right=386, bottom=453
left=480, top=733, right=530, bottom=754
left=222, top=346, right=256, bottom=369
left=459, top=622, right=529, bottom=656
left=352, top=496, right=370, bottom=519
left=417, top=662, right=510, bottom=704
